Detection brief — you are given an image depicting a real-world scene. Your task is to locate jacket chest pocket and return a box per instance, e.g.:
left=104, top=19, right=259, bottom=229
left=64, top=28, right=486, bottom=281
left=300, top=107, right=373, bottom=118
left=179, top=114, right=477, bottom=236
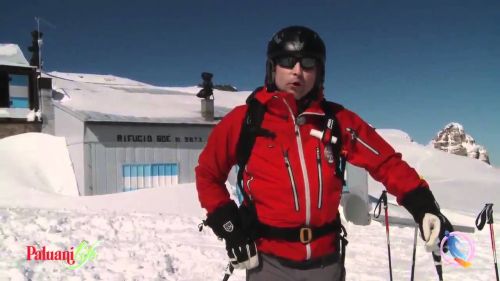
left=315, top=146, right=324, bottom=209
left=283, top=149, right=300, bottom=212
left=246, top=137, right=285, bottom=177
left=246, top=137, right=301, bottom=212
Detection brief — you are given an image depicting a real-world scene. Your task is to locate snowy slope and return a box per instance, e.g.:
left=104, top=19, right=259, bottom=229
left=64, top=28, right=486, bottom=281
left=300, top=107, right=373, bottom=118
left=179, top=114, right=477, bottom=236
left=1, top=131, right=500, bottom=280
left=370, top=129, right=500, bottom=215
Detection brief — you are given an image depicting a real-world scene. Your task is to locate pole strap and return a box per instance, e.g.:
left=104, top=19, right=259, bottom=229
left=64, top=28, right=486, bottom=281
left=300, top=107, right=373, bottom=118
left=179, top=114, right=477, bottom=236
left=476, top=203, right=494, bottom=231
left=373, top=190, right=388, bottom=218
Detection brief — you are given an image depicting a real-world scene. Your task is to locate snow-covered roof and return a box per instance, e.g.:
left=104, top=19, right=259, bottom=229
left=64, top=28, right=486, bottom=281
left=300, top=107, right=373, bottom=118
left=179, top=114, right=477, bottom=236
left=0, top=44, right=31, bottom=67
left=48, top=71, right=249, bottom=124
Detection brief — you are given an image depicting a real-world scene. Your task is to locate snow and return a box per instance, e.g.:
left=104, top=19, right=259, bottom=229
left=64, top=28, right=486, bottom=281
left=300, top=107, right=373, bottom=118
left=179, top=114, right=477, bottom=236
left=0, top=108, right=32, bottom=119
left=373, top=129, right=500, bottom=214
left=0, top=44, right=20, bottom=56
left=47, top=71, right=249, bottom=124
left=1, top=132, right=500, bottom=279
left=25, top=109, right=42, bottom=122
left=444, top=122, right=464, bottom=132
left=0, top=44, right=31, bottom=67
left=48, top=71, right=152, bottom=87
left=0, top=133, right=78, bottom=197
left=0, top=44, right=31, bottom=68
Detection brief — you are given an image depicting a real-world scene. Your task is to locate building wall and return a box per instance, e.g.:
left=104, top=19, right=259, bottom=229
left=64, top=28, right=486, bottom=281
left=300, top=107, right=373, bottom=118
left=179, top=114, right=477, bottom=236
left=53, top=106, right=85, bottom=195
left=0, top=121, right=41, bottom=138
left=84, top=122, right=212, bottom=195
left=40, top=86, right=54, bottom=135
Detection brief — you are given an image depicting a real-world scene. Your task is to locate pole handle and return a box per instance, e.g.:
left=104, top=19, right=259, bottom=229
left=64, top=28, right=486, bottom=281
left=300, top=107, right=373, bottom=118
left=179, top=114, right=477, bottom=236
left=432, top=251, right=444, bottom=281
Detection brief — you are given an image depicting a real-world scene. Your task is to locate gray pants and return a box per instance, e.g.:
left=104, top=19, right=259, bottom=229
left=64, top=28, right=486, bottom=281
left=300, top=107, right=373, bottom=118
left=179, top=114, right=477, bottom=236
left=246, top=254, right=345, bottom=281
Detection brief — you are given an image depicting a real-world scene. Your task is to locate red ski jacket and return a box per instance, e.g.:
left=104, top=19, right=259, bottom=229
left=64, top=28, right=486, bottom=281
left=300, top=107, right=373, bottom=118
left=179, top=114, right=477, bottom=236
left=196, top=87, right=427, bottom=262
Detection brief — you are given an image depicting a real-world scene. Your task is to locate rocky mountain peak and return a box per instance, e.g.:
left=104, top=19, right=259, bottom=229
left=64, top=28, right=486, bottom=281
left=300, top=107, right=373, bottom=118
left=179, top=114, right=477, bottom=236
left=431, top=122, right=490, bottom=164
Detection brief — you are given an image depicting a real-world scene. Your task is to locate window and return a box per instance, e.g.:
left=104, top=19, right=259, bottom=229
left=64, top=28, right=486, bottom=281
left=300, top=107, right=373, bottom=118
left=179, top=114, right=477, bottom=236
left=9, top=74, right=29, bottom=108
left=0, top=72, right=29, bottom=108
left=122, top=163, right=179, bottom=192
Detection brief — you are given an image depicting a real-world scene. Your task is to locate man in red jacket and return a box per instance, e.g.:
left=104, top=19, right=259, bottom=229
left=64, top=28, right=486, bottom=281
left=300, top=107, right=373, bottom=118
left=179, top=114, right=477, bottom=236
left=196, top=26, right=453, bottom=281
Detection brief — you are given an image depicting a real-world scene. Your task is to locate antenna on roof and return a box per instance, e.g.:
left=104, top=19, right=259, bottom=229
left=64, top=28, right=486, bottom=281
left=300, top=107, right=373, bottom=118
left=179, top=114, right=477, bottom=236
left=33, top=17, right=56, bottom=70
left=30, top=17, right=56, bottom=121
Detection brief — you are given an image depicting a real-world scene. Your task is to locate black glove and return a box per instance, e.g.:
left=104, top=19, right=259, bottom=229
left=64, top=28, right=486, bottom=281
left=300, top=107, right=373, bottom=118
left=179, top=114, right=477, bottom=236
left=205, top=201, right=259, bottom=269
left=401, top=187, right=454, bottom=252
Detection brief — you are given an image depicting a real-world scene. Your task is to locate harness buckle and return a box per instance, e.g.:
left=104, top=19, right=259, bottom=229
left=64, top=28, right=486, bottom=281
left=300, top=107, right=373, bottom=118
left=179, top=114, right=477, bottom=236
left=299, top=227, right=313, bottom=244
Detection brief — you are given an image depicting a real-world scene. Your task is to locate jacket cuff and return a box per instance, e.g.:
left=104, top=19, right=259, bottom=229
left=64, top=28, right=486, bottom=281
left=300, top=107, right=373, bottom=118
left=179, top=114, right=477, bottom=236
left=401, top=187, right=440, bottom=224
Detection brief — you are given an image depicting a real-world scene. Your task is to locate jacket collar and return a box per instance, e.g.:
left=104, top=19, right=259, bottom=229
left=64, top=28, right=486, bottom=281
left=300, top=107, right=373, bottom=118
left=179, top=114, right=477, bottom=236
left=253, top=87, right=326, bottom=119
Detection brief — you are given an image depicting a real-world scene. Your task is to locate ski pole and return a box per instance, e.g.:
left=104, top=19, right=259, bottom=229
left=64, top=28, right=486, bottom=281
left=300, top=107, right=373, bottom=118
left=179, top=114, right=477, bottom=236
left=476, top=203, right=499, bottom=281
left=410, top=224, right=418, bottom=281
left=432, top=250, right=444, bottom=281
left=222, top=263, right=234, bottom=281
left=374, top=191, right=393, bottom=281
left=490, top=223, right=499, bottom=281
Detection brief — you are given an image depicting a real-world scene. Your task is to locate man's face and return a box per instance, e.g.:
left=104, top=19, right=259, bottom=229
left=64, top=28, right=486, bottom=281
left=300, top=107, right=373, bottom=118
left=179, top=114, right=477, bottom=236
left=273, top=57, right=317, bottom=100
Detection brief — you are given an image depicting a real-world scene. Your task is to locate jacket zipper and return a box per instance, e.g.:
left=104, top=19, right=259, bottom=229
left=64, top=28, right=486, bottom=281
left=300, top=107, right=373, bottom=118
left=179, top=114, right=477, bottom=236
left=245, top=169, right=254, bottom=201
left=284, top=151, right=300, bottom=212
left=316, top=147, right=323, bottom=209
left=346, top=127, right=380, bottom=155
left=281, top=97, right=313, bottom=259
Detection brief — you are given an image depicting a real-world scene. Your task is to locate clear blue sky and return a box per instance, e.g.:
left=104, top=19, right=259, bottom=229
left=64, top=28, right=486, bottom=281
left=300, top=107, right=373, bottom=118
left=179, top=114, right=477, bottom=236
left=2, top=0, right=499, bottom=166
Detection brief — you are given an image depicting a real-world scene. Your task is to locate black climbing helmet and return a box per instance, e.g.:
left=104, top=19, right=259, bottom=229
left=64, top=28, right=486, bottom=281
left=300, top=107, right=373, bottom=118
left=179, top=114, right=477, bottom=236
left=265, top=26, right=326, bottom=91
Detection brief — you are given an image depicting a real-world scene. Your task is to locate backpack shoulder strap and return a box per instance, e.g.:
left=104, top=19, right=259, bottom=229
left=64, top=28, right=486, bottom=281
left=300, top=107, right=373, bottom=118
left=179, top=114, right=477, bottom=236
left=236, top=88, right=275, bottom=168
left=320, top=100, right=347, bottom=185
left=235, top=88, right=275, bottom=203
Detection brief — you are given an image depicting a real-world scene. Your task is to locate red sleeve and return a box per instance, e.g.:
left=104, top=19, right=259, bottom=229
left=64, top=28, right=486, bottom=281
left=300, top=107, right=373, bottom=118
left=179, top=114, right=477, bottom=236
left=195, top=105, right=246, bottom=214
left=338, top=109, right=428, bottom=203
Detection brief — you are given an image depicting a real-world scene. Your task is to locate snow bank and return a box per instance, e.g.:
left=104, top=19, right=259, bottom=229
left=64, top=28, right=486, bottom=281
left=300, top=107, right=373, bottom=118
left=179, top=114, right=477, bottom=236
left=0, top=133, right=205, bottom=215
left=0, top=133, right=78, bottom=197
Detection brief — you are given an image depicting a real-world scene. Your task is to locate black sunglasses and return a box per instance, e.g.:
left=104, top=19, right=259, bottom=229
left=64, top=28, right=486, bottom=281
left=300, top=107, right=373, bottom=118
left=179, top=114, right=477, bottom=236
left=275, top=56, right=317, bottom=70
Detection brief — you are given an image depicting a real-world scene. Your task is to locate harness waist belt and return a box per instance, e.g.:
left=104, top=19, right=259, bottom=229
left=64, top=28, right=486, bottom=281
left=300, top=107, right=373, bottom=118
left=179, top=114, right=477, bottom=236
left=256, top=220, right=340, bottom=244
